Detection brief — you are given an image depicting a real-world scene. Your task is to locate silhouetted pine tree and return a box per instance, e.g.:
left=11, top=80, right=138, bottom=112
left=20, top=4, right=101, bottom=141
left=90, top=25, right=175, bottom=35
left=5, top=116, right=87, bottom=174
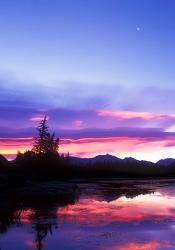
left=33, top=116, right=49, bottom=154
left=47, top=132, right=59, bottom=154
left=33, top=116, right=59, bottom=155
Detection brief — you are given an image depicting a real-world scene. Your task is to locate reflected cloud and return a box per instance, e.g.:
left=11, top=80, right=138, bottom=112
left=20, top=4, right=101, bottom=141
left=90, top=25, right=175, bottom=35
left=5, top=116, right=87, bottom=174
left=1, top=181, right=175, bottom=249
left=112, top=241, right=173, bottom=250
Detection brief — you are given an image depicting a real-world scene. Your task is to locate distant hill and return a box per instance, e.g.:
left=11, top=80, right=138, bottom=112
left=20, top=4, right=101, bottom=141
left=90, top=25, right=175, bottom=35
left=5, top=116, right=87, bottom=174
left=157, top=158, right=175, bottom=166
left=70, top=154, right=122, bottom=165
left=8, top=152, right=175, bottom=168
left=70, top=154, right=153, bottom=167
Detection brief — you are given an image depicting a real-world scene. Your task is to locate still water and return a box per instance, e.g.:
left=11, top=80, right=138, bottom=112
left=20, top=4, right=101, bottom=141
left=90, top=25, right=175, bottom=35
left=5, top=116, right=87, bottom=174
left=1, top=180, right=175, bottom=250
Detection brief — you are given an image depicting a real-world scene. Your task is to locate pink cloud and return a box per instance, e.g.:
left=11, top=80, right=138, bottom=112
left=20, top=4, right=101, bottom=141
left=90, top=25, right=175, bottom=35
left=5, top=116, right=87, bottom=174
left=0, top=137, right=33, bottom=158
left=60, top=135, right=175, bottom=162
left=73, top=120, right=84, bottom=128
left=97, top=109, right=175, bottom=121
left=1, top=133, right=175, bottom=162
left=30, top=114, right=49, bottom=122
left=37, top=108, right=48, bottom=112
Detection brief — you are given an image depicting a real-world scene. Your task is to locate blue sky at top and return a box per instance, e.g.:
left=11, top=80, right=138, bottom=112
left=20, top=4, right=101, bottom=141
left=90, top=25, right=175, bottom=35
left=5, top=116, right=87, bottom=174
left=0, top=0, right=175, bottom=88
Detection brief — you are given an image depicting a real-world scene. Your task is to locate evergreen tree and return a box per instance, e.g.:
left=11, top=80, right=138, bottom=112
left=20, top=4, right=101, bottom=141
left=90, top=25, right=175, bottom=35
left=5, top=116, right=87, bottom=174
left=47, top=132, right=59, bottom=154
left=33, top=116, right=59, bottom=155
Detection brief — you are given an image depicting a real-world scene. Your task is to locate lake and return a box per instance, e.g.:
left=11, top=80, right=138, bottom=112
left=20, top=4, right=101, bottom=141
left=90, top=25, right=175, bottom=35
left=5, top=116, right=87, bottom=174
left=1, top=179, right=175, bottom=250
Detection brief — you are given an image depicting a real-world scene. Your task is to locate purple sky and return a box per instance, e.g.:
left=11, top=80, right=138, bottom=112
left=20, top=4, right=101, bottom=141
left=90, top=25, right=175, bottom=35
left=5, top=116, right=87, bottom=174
left=1, top=0, right=175, bottom=161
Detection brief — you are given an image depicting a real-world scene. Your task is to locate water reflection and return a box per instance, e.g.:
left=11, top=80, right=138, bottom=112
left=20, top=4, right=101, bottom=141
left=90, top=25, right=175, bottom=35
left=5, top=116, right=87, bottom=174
left=0, top=182, right=79, bottom=250
left=1, top=180, right=175, bottom=250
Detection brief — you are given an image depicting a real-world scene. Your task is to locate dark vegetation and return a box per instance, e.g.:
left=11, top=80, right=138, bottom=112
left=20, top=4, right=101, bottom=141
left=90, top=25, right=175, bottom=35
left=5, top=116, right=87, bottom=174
left=1, top=116, right=175, bottom=186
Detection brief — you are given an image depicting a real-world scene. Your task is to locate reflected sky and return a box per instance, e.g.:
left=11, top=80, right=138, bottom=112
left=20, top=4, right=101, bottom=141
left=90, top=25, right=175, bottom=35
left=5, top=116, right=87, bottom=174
left=1, top=180, right=175, bottom=250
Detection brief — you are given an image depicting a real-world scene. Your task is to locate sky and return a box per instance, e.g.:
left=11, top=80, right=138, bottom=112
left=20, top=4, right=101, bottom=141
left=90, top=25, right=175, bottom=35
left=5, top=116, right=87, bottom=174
left=1, top=0, right=175, bottom=162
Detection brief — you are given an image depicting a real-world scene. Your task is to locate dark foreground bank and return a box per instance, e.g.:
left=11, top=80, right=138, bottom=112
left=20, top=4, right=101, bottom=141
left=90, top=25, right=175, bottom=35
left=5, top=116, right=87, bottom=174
left=2, top=151, right=175, bottom=187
